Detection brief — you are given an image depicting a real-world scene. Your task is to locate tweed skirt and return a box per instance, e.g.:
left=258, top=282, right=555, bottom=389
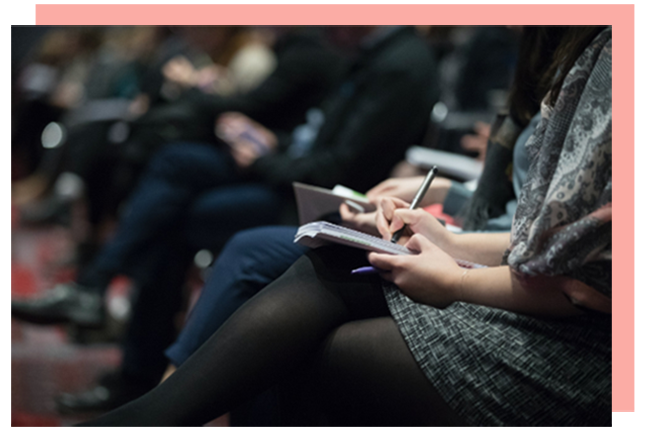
left=382, top=283, right=612, bottom=426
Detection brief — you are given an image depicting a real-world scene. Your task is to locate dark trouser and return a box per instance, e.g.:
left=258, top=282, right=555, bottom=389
left=119, top=196, right=282, bottom=385
left=165, top=226, right=307, bottom=366
left=74, top=142, right=282, bottom=384
left=78, top=141, right=282, bottom=289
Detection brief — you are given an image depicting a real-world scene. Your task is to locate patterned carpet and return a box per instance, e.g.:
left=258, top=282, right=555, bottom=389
left=10, top=206, right=228, bottom=426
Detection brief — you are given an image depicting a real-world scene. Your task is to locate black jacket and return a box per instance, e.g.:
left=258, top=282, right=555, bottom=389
left=251, top=26, right=439, bottom=193
left=186, top=29, right=345, bottom=136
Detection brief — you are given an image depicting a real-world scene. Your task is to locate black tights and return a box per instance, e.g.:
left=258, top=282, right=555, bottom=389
left=80, top=246, right=463, bottom=426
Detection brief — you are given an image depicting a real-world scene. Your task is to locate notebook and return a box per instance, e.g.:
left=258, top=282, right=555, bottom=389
left=293, top=182, right=375, bottom=225
left=294, top=221, right=486, bottom=269
left=405, top=146, right=483, bottom=181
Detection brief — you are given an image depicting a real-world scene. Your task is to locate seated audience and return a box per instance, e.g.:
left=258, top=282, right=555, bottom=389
left=80, top=25, right=611, bottom=426
left=15, top=27, right=333, bottom=269
left=12, top=25, right=438, bottom=413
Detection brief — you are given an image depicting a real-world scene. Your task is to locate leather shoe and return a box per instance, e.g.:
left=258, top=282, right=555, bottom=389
left=55, top=371, right=154, bottom=414
left=12, top=282, right=105, bottom=328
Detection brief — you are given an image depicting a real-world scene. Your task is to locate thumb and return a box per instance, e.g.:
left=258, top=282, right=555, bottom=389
left=405, top=233, right=432, bottom=253
left=368, top=252, right=398, bottom=271
left=389, top=208, right=424, bottom=233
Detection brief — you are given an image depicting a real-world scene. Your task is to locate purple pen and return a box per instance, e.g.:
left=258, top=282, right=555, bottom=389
left=351, top=266, right=383, bottom=275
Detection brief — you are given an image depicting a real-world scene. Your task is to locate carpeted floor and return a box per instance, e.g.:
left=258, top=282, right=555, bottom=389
left=10, top=205, right=227, bottom=426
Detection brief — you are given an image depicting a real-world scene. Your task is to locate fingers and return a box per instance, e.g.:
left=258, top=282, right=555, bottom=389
left=376, top=200, right=394, bottom=239
left=388, top=207, right=422, bottom=233
left=404, top=233, right=431, bottom=253
left=391, top=208, right=438, bottom=235
left=368, top=252, right=399, bottom=273
left=339, top=202, right=357, bottom=222
left=474, top=121, right=491, bottom=137
left=376, top=197, right=411, bottom=240
left=230, top=141, right=258, bottom=168
left=217, top=113, right=253, bottom=144
left=379, top=197, right=409, bottom=221
left=366, top=179, right=395, bottom=200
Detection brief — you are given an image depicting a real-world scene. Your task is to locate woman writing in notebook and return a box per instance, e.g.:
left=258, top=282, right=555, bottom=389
left=81, top=26, right=612, bottom=426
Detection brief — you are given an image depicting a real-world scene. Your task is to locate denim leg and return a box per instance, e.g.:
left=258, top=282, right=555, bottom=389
left=78, top=142, right=238, bottom=290
left=165, top=226, right=308, bottom=367
left=183, top=184, right=282, bottom=253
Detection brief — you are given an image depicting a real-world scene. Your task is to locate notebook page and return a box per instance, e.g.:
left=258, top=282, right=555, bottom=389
left=295, top=221, right=486, bottom=268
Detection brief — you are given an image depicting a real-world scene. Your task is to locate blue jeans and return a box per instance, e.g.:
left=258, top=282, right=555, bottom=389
left=165, top=226, right=308, bottom=367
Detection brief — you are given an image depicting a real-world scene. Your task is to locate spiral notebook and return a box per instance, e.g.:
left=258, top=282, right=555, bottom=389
left=294, top=221, right=485, bottom=269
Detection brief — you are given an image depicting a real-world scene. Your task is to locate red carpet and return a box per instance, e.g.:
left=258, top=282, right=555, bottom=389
left=11, top=205, right=122, bottom=426
left=11, top=204, right=227, bottom=426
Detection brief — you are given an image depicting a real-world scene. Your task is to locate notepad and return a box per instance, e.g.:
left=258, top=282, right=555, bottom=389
left=294, top=221, right=486, bottom=269
left=293, top=182, right=375, bottom=225
left=405, top=146, right=483, bottom=181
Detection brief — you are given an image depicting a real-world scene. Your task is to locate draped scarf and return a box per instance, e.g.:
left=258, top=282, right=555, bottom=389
left=505, top=28, right=612, bottom=310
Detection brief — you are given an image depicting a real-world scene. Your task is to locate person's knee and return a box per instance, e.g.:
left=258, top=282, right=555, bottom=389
left=317, top=318, right=394, bottom=382
left=147, top=142, right=212, bottom=179
left=315, top=318, right=463, bottom=426
left=224, top=227, right=303, bottom=276
left=222, top=229, right=267, bottom=266
left=212, top=228, right=293, bottom=298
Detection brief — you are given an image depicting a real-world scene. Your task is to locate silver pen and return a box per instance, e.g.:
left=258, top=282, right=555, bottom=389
left=390, top=166, right=438, bottom=243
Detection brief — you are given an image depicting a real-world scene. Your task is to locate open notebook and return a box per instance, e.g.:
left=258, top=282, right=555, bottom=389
left=293, top=182, right=375, bottom=225
left=294, top=221, right=485, bottom=269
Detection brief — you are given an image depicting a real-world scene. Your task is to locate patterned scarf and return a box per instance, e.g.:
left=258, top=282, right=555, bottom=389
left=505, top=28, right=612, bottom=311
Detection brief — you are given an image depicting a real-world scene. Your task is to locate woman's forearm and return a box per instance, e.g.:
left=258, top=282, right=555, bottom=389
left=443, top=232, right=511, bottom=266
left=453, top=266, right=583, bottom=317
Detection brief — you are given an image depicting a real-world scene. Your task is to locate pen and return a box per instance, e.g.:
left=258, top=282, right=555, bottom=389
left=350, top=266, right=384, bottom=275
left=390, top=166, right=438, bottom=243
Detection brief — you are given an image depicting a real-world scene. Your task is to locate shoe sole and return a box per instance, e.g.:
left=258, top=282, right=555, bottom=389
left=11, top=309, right=105, bottom=329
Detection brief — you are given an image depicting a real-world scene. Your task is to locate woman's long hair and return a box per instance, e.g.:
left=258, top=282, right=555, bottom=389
left=508, top=26, right=606, bottom=126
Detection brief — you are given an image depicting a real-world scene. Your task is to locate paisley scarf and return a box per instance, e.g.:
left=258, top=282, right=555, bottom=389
left=505, top=28, right=612, bottom=312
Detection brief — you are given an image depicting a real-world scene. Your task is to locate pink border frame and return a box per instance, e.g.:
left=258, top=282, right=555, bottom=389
left=34, top=3, right=635, bottom=413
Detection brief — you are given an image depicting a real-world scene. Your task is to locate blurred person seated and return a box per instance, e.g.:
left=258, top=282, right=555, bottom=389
left=12, top=26, right=438, bottom=414
left=424, top=26, right=520, bottom=157
left=14, top=27, right=342, bottom=270
left=12, top=27, right=104, bottom=180
left=379, top=26, right=520, bottom=190
left=13, top=25, right=273, bottom=210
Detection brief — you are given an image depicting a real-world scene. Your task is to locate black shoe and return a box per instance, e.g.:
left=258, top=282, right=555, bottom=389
left=20, top=194, right=72, bottom=226
left=55, top=371, right=154, bottom=414
left=12, top=282, right=105, bottom=328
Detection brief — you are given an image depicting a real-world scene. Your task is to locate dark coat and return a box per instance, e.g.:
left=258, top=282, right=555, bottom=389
left=186, top=29, right=345, bottom=136
left=251, top=26, right=439, bottom=193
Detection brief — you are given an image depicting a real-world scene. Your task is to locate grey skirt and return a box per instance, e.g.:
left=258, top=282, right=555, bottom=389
left=382, top=283, right=612, bottom=426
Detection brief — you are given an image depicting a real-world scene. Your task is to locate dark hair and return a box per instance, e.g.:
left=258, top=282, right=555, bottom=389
left=508, top=26, right=605, bottom=126
left=546, top=26, right=606, bottom=104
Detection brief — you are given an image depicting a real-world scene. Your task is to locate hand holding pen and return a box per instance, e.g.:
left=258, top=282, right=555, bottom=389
left=353, top=167, right=440, bottom=274
left=389, top=166, right=438, bottom=243
left=373, top=167, right=440, bottom=246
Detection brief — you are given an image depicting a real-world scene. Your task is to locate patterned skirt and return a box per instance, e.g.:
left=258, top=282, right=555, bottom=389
left=382, top=283, right=612, bottom=426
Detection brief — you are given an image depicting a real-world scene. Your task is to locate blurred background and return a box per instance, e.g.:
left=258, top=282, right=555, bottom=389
left=11, top=25, right=520, bottom=426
